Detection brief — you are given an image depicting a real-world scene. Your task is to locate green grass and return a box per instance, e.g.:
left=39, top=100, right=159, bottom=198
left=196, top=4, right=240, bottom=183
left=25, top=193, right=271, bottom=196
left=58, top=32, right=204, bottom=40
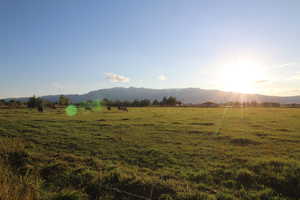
left=1, top=107, right=300, bottom=199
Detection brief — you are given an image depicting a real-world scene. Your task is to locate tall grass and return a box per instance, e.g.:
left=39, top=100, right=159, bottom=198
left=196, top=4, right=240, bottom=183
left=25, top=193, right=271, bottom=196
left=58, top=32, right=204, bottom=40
left=1, top=107, right=300, bottom=199
left=0, top=138, right=41, bottom=200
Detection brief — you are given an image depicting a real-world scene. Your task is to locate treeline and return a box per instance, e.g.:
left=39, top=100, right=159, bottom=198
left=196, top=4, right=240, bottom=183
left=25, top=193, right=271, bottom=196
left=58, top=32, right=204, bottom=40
left=2, top=96, right=299, bottom=109
left=0, top=95, right=182, bottom=109
left=188, top=101, right=288, bottom=107
left=102, top=96, right=182, bottom=107
left=0, top=99, right=24, bottom=107
left=0, top=95, right=71, bottom=109
left=223, top=101, right=281, bottom=107
left=27, top=95, right=70, bottom=109
left=189, top=101, right=282, bottom=107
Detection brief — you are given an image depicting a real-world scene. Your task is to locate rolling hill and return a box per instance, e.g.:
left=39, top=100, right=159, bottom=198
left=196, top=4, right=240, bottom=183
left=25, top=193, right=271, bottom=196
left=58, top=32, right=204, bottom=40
left=3, top=87, right=300, bottom=104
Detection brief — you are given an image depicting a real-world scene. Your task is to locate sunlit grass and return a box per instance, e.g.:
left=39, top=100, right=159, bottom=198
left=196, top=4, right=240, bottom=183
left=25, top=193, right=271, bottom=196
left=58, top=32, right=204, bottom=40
left=0, top=107, right=300, bottom=199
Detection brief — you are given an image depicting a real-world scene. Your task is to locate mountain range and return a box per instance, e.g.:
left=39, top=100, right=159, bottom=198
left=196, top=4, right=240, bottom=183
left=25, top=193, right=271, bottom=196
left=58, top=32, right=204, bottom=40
left=3, top=87, right=300, bottom=104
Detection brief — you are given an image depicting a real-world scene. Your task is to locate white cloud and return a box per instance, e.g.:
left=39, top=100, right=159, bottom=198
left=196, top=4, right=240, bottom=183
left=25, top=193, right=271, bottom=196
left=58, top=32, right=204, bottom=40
left=158, top=75, right=167, bottom=81
left=287, top=72, right=300, bottom=80
left=255, top=80, right=269, bottom=84
left=278, top=62, right=297, bottom=68
left=105, top=73, right=130, bottom=83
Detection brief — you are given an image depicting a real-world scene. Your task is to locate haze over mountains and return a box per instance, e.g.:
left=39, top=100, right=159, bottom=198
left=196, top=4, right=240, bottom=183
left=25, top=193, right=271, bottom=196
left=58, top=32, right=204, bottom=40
left=4, top=87, right=300, bottom=104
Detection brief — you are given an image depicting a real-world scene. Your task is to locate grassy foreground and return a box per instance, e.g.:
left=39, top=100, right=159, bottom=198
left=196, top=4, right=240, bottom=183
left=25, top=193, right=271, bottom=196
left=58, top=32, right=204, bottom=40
left=0, top=107, right=300, bottom=200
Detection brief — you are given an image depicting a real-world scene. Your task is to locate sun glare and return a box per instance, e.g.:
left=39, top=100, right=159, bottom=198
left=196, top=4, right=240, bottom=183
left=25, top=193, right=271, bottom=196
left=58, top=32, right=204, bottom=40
left=218, top=61, right=265, bottom=94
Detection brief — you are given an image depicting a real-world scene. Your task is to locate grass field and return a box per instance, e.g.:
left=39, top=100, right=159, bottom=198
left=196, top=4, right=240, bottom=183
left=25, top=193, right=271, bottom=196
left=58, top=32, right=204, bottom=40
left=1, top=107, right=300, bottom=200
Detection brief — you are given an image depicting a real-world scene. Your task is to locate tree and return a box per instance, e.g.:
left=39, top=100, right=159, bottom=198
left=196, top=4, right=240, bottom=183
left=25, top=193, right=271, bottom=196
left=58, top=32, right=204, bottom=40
left=161, top=97, right=168, bottom=105
left=160, top=96, right=177, bottom=106
left=152, top=99, right=159, bottom=106
left=27, top=96, right=43, bottom=109
left=140, top=99, right=151, bottom=107
left=58, top=95, right=70, bottom=106
left=102, top=98, right=111, bottom=106
left=114, top=100, right=121, bottom=107
left=0, top=100, right=6, bottom=107
left=166, top=96, right=177, bottom=106
left=7, top=99, right=17, bottom=108
left=132, top=99, right=140, bottom=107
left=27, top=96, right=37, bottom=108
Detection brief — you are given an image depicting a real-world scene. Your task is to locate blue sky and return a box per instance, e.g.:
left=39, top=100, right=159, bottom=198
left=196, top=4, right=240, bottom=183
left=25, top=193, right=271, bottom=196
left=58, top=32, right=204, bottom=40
left=1, top=0, right=300, bottom=98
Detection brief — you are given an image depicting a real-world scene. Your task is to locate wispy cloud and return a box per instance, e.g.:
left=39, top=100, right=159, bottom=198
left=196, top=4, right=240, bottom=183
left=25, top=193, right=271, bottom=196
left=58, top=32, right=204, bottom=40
left=278, top=62, right=297, bottom=68
left=158, top=75, right=167, bottom=81
left=255, top=80, right=268, bottom=84
left=289, top=72, right=300, bottom=80
left=105, top=73, right=130, bottom=83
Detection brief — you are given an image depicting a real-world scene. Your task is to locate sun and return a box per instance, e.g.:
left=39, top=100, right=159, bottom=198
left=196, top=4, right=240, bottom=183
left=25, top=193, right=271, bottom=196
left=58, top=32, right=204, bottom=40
left=218, top=60, right=265, bottom=94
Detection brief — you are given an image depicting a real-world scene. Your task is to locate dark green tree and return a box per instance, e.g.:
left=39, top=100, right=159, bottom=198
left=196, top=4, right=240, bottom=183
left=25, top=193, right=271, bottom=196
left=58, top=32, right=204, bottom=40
left=140, top=99, right=151, bottom=107
left=27, top=96, right=37, bottom=108
left=58, top=95, right=70, bottom=106
left=27, top=96, right=43, bottom=109
left=102, top=98, right=111, bottom=106
left=166, top=96, right=177, bottom=105
left=161, top=97, right=168, bottom=105
left=152, top=99, right=159, bottom=105
left=0, top=100, right=5, bottom=106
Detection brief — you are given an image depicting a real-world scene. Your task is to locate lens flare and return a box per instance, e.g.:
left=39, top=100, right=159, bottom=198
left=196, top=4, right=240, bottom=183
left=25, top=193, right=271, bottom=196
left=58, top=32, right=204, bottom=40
left=92, top=100, right=103, bottom=112
left=66, top=105, right=78, bottom=116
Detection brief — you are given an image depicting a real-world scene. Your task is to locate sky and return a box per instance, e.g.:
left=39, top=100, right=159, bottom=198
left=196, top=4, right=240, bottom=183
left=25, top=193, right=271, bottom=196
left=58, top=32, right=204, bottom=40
left=1, top=0, right=300, bottom=98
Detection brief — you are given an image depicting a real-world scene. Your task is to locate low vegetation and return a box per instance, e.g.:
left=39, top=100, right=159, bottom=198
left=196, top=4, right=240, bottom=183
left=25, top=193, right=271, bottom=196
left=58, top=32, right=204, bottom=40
left=0, top=107, right=300, bottom=199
